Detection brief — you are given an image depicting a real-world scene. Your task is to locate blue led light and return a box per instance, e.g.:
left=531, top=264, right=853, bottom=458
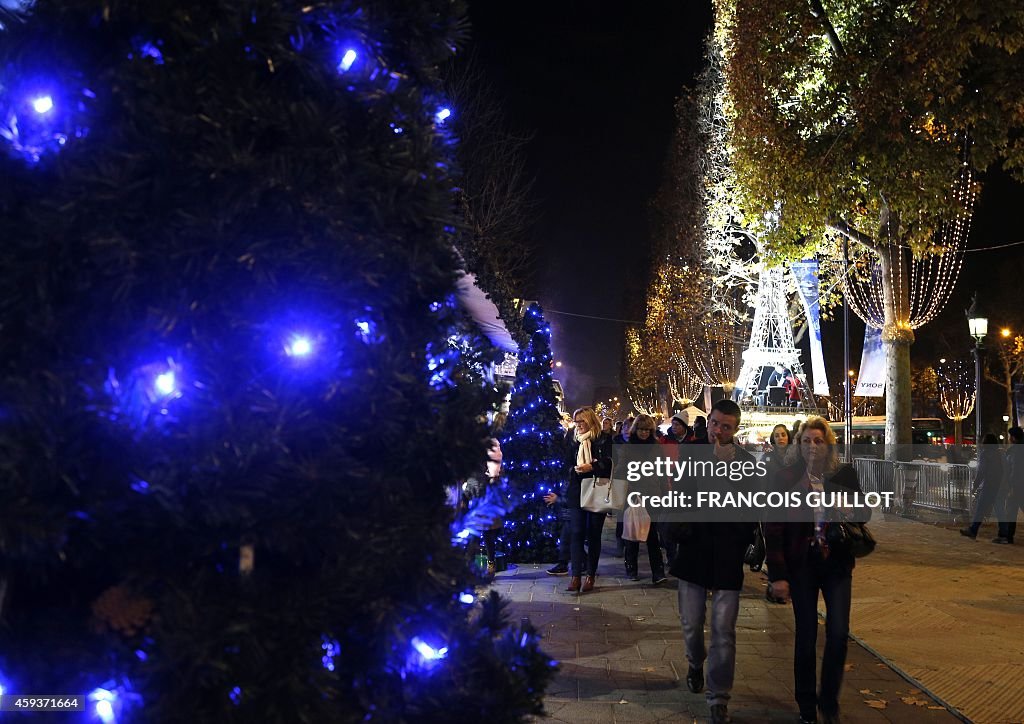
left=286, top=335, right=313, bottom=357
left=88, top=688, right=116, bottom=723
left=338, top=49, right=357, bottom=72
left=459, top=592, right=474, bottom=604
left=412, top=637, right=448, bottom=661
left=354, top=317, right=381, bottom=343
left=31, top=95, right=53, bottom=114
left=126, top=37, right=166, bottom=64
left=435, top=107, right=451, bottom=123
left=154, top=371, right=176, bottom=396
left=321, top=635, right=341, bottom=671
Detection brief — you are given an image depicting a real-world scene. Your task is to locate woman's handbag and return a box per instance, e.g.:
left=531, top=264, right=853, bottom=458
left=826, top=519, right=876, bottom=558
left=622, top=503, right=652, bottom=542
left=580, top=476, right=626, bottom=513
left=744, top=522, right=766, bottom=571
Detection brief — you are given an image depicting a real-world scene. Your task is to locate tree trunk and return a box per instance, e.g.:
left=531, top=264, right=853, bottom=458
left=657, top=373, right=673, bottom=420
left=877, top=243, right=914, bottom=451
left=954, top=418, right=963, bottom=446
left=1005, top=371, right=1013, bottom=422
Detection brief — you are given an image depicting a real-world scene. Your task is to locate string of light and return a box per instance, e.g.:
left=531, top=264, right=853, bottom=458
left=668, top=367, right=703, bottom=404
left=844, top=154, right=975, bottom=331
left=937, top=359, right=976, bottom=422
left=626, top=385, right=660, bottom=416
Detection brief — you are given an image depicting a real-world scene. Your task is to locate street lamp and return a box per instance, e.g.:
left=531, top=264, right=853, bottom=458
left=967, top=293, right=988, bottom=446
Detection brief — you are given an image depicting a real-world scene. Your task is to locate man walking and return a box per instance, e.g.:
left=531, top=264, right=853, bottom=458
left=669, top=399, right=757, bottom=724
left=995, top=426, right=1024, bottom=544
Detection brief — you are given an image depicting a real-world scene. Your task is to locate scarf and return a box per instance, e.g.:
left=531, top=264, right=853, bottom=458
left=806, top=468, right=829, bottom=557
left=575, top=429, right=594, bottom=469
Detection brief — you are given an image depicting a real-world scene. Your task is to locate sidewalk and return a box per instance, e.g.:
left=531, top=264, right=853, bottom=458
left=489, top=515, right=1022, bottom=723
left=848, top=516, right=1024, bottom=724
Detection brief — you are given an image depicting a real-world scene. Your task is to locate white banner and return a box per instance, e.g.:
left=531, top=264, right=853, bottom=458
left=855, top=325, right=886, bottom=397
left=792, top=260, right=830, bottom=396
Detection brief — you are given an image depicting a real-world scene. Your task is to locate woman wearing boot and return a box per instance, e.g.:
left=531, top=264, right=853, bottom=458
left=554, top=406, right=614, bottom=593
left=622, top=415, right=667, bottom=584
left=765, top=416, right=870, bottom=724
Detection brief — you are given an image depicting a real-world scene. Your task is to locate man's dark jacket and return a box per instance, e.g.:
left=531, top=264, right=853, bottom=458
left=667, top=441, right=758, bottom=591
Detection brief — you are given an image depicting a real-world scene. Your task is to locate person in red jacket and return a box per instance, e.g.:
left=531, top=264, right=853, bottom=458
left=782, top=371, right=801, bottom=407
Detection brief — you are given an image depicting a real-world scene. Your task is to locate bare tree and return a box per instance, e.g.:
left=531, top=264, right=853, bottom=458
left=443, top=52, right=536, bottom=336
left=985, top=331, right=1024, bottom=424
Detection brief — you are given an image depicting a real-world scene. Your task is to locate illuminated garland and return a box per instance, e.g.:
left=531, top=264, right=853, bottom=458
left=937, top=359, right=976, bottom=422
left=844, top=157, right=975, bottom=332
left=668, top=367, right=703, bottom=405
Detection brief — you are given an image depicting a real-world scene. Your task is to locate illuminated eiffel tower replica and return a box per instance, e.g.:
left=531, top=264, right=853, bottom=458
left=734, top=266, right=816, bottom=411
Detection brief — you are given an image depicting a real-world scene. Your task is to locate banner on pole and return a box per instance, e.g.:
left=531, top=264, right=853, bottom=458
left=792, top=260, right=830, bottom=396
left=855, top=325, right=886, bottom=397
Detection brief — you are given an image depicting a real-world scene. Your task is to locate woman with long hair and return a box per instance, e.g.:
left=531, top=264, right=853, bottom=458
left=557, top=406, right=614, bottom=593
left=622, top=415, right=667, bottom=584
left=764, top=416, right=871, bottom=724
left=762, top=424, right=791, bottom=479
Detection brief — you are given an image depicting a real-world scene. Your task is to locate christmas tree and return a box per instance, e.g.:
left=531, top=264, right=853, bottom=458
left=498, top=305, right=567, bottom=563
left=0, top=0, right=552, bottom=720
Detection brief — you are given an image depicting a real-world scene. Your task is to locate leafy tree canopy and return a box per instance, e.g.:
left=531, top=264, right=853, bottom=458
left=719, top=0, right=1024, bottom=255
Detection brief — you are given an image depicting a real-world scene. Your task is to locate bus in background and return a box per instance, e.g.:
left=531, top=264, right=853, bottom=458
left=829, top=417, right=950, bottom=459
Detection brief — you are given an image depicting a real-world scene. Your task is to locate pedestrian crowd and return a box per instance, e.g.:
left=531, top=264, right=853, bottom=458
left=459, top=399, right=1024, bottom=723
left=961, top=426, right=1024, bottom=544
left=541, top=401, right=870, bottom=724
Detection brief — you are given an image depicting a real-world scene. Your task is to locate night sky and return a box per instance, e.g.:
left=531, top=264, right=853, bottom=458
left=467, top=1, right=1024, bottom=417
left=468, top=0, right=714, bottom=407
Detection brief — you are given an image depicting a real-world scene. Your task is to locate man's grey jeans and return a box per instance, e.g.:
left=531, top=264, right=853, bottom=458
left=677, top=581, right=740, bottom=707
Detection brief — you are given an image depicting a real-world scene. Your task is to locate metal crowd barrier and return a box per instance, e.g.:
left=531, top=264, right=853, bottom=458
left=853, top=458, right=974, bottom=519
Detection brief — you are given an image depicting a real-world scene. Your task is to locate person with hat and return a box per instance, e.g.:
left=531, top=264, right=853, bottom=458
left=662, top=412, right=692, bottom=445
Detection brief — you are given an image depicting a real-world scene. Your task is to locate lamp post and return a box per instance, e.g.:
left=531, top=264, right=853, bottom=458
left=967, top=294, right=988, bottom=447
left=842, top=235, right=853, bottom=462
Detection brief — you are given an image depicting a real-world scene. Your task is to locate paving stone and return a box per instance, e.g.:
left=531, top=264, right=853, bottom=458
left=495, top=518, right=980, bottom=723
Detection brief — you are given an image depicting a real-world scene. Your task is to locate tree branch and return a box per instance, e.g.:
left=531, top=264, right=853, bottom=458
left=828, top=219, right=880, bottom=252
left=808, top=0, right=846, bottom=58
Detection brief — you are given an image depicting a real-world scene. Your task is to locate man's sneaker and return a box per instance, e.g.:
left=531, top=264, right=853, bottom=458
left=818, top=708, right=840, bottom=724
left=685, top=665, right=704, bottom=694
left=993, top=537, right=1013, bottom=544
left=652, top=575, right=668, bottom=585
left=546, top=563, right=569, bottom=576
left=959, top=528, right=977, bottom=539
left=709, top=703, right=731, bottom=723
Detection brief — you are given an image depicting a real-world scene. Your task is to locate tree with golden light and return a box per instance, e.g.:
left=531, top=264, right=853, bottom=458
left=717, top=0, right=1024, bottom=444
left=938, top=360, right=976, bottom=445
